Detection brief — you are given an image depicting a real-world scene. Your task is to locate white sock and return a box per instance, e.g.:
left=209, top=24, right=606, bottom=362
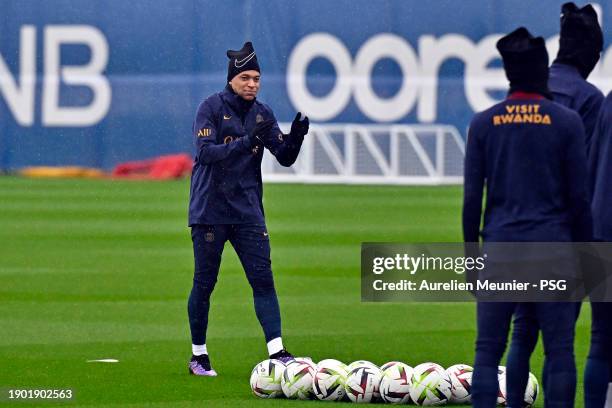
left=192, top=344, right=207, bottom=356
left=605, top=383, right=612, bottom=408
left=267, top=337, right=284, bottom=355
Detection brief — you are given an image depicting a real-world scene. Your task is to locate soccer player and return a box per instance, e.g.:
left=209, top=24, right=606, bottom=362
left=584, top=94, right=612, bottom=407
left=550, top=2, right=604, bottom=152
left=186, top=42, right=309, bottom=376
left=463, top=27, right=592, bottom=407
left=505, top=3, right=605, bottom=404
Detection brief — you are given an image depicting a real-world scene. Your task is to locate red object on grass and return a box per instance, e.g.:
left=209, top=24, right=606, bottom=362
left=112, top=154, right=193, bottom=179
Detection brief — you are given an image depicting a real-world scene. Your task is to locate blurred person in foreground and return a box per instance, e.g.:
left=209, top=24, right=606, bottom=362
left=505, top=4, right=607, bottom=406
left=186, top=41, right=309, bottom=376
left=583, top=92, right=612, bottom=407
left=463, top=27, right=592, bottom=407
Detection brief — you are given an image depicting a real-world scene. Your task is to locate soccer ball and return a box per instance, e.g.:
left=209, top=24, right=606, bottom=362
left=497, top=366, right=507, bottom=405
left=524, top=372, right=539, bottom=406
left=347, top=360, right=379, bottom=371
left=281, top=360, right=316, bottom=399
left=380, top=361, right=406, bottom=371
left=313, top=359, right=348, bottom=401
left=380, top=362, right=413, bottom=404
left=410, top=362, right=453, bottom=406
left=498, top=368, right=539, bottom=407
left=344, top=365, right=383, bottom=403
left=318, top=358, right=346, bottom=367
left=446, top=364, right=473, bottom=404
left=346, top=360, right=382, bottom=400
left=249, top=359, right=286, bottom=398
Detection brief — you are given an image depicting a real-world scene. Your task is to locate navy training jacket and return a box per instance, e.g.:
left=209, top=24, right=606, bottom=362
left=589, top=93, right=612, bottom=240
left=188, top=86, right=303, bottom=226
left=549, top=62, right=604, bottom=157
left=463, top=95, right=593, bottom=243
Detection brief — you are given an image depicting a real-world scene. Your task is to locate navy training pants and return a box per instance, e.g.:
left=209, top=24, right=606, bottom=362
left=509, top=302, right=612, bottom=408
left=187, top=224, right=282, bottom=346
left=472, top=301, right=577, bottom=408
left=506, top=302, right=581, bottom=408
left=584, top=302, right=612, bottom=408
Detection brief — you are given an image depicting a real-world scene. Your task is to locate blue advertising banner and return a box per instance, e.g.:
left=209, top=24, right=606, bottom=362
left=0, top=0, right=610, bottom=170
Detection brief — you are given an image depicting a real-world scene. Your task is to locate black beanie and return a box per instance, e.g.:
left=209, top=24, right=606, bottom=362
left=226, top=41, right=261, bottom=82
left=555, top=2, right=603, bottom=79
left=497, top=27, right=551, bottom=98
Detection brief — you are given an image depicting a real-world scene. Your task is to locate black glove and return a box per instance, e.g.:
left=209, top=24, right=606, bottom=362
left=247, top=119, right=275, bottom=147
left=290, top=112, right=309, bottom=138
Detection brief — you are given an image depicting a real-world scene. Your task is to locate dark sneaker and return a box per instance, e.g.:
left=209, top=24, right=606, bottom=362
left=188, top=354, right=217, bottom=376
left=269, top=349, right=295, bottom=364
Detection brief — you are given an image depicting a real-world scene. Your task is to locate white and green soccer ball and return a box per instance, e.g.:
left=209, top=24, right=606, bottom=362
left=317, top=358, right=345, bottom=367
left=249, top=359, right=286, bottom=399
left=347, top=360, right=379, bottom=371
left=524, top=372, right=539, bottom=406
left=313, top=359, right=348, bottom=401
left=344, top=365, right=383, bottom=403
left=380, top=362, right=413, bottom=404
left=410, top=362, right=452, bottom=406
left=294, top=356, right=313, bottom=363
left=497, top=366, right=507, bottom=405
left=446, top=364, right=473, bottom=404
left=498, top=368, right=539, bottom=407
left=281, top=359, right=316, bottom=399
left=380, top=361, right=406, bottom=372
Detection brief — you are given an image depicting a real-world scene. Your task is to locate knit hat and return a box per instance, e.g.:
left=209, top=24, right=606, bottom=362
left=497, top=27, right=551, bottom=98
left=555, top=2, right=603, bottom=79
left=226, top=41, right=260, bottom=82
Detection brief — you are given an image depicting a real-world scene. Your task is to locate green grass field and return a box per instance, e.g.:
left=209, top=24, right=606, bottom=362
left=0, top=177, right=591, bottom=407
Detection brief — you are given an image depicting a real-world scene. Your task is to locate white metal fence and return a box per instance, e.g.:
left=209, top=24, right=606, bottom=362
left=262, top=124, right=465, bottom=185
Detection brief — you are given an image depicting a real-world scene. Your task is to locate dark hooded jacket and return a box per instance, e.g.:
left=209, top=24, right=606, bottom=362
left=188, top=86, right=303, bottom=226
left=463, top=27, right=592, bottom=243
left=589, top=93, right=612, bottom=240
left=550, top=3, right=604, bottom=156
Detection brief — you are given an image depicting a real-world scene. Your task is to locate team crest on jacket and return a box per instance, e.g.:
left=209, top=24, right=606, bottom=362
left=205, top=232, right=214, bottom=242
left=256, top=114, right=264, bottom=123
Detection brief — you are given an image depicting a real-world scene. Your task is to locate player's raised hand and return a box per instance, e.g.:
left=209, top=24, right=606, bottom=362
left=248, top=119, right=274, bottom=146
left=252, top=119, right=274, bottom=138
left=290, top=112, right=309, bottom=138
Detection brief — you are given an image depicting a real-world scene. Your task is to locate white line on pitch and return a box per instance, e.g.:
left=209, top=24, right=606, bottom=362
left=86, top=359, right=119, bottom=363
